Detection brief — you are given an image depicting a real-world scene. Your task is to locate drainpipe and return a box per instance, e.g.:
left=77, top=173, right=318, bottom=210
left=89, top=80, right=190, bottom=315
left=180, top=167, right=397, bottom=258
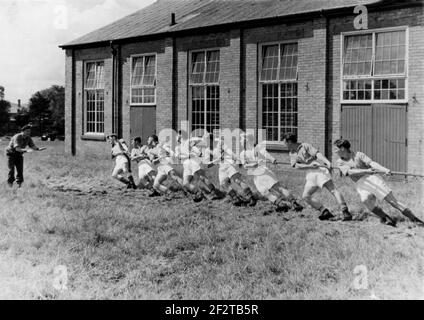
left=71, top=48, right=76, bottom=156
left=110, top=41, right=119, bottom=137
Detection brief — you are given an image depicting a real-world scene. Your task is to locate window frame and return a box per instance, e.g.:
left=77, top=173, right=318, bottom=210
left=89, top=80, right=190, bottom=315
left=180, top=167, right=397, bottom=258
left=130, top=53, right=157, bottom=106
left=188, top=48, right=221, bottom=134
left=258, top=41, right=299, bottom=146
left=83, top=60, right=106, bottom=136
left=340, top=26, right=409, bottom=104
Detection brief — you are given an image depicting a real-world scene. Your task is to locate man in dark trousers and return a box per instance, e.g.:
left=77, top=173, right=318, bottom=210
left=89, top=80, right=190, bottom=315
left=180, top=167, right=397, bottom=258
left=5, top=125, right=46, bottom=188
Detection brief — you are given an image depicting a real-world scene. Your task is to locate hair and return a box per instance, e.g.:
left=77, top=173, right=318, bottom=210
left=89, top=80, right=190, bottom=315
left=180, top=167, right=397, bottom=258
left=283, top=133, right=297, bottom=143
left=334, top=139, right=351, bottom=150
left=133, top=137, right=142, bottom=144
left=150, top=134, right=159, bottom=143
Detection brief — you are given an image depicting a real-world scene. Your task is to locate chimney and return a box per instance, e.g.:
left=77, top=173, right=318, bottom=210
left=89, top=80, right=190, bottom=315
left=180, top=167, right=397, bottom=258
left=18, top=99, right=21, bottom=108
left=170, top=13, right=176, bottom=26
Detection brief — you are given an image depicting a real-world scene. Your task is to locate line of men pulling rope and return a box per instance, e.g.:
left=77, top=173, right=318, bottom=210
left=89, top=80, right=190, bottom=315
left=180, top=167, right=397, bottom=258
left=107, top=132, right=424, bottom=229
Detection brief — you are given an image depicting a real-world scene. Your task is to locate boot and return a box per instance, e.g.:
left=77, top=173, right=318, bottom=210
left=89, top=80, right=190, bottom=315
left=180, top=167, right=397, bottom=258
left=342, top=207, right=353, bottom=221
left=209, top=186, right=224, bottom=200
left=290, top=199, right=304, bottom=212
left=242, top=188, right=257, bottom=207
left=148, top=189, right=161, bottom=197
left=372, top=207, right=396, bottom=227
left=192, top=190, right=205, bottom=203
left=274, top=197, right=291, bottom=213
left=228, top=190, right=244, bottom=207
left=402, top=209, right=424, bottom=227
left=319, top=208, right=335, bottom=221
left=128, top=176, right=137, bottom=189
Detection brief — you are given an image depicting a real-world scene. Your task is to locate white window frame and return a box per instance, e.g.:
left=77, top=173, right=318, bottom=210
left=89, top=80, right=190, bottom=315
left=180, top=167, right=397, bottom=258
left=258, top=41, right=299, bottom=145
left=130, top=53, right=157, bottom=106
left=340, top=26, right=409, bottom=104
left=189, top=48, right=221, bottom=133
left=83, top=60, right=105, bottom=136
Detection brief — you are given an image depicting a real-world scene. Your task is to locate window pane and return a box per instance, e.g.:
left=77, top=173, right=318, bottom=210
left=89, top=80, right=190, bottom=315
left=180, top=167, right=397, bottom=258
left=85, top=63, right=96, bottom=88
left=280, top=83, right=298, bottom=140
left=205, top=51, right=220, bottom=84
left=280, top=43, right=298, bottom=80
left=132, top=57, right=144, bottom=86
left=191, top=52, right=205, bottom=84
left=142, top=55, right=156, bottom=86
left=343, top=34, right=372, bottom=76
left=261, top=45, right=279, bottom=81
left=375, top=31, right=406, bottom=75
left=262, top=84, right=279, bottom=141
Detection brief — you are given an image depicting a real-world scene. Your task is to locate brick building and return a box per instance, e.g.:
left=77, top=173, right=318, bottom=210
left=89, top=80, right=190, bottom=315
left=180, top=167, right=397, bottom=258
left=60, top=0, right=424, bottom=174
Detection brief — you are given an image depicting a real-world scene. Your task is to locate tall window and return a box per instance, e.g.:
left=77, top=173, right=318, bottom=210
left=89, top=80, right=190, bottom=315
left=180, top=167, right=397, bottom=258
left=131, top=54, right=156, bottom=105
left=190, top=50, right=220, bottom=134
left=342, top=29, right=407, bottom=102
left=85, top=61, right=105, bottom=134
left=260, top=43, right=298, bottom=142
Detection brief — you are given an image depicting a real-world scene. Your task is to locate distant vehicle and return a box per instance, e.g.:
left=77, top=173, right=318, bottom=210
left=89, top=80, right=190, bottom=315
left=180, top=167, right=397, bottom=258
left=41, top=132, right=57, bottom=141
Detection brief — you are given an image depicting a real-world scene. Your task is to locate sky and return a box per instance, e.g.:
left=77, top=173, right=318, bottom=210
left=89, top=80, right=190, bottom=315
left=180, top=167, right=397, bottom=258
left=0, top=0, right=156, bottom=105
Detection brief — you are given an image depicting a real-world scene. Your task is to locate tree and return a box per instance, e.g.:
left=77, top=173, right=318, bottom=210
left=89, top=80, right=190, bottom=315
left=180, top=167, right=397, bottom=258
left=40, top=85, right=65, bottom=134
left=0, top=100, right=11, bottom=134
left=28, top=91, right=51, bottom=135
left=0, top=86, right=4, bottom=100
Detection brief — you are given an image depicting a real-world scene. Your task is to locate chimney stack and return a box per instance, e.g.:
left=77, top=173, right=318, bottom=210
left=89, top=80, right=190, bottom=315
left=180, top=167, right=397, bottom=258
left=170, top=13, right=176, bottom=26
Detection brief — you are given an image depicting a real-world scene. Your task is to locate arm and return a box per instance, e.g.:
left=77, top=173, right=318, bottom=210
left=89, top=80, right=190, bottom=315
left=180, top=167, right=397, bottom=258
left=257, top=144, right=277, bottom=164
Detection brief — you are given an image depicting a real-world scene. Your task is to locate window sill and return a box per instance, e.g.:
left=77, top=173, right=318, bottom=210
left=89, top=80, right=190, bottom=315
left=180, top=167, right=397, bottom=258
left=262, top=142, right=289, bottom=152
left=81, top=134, right=106, bottom=141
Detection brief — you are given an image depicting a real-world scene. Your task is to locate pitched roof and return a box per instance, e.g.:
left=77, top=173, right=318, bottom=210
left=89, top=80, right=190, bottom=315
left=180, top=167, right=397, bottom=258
left=60, top=0, right=400, bottom=48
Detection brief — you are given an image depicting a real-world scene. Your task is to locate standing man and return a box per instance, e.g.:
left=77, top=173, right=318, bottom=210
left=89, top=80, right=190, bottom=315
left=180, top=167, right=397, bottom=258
left=108, top=134, right=136, bottom=189
left=5, top=125, right=46, bottom=188
left=284, top=133, right=352, bottom=221
left=334, top=139, right=424, bottom=228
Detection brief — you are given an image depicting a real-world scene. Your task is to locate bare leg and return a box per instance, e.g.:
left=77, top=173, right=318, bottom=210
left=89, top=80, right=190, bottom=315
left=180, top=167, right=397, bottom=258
left=153, top=173, right=169, bottom=194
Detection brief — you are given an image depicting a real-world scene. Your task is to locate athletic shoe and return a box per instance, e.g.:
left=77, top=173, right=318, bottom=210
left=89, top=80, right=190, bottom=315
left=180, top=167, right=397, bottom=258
left=319, top=209, right=335, bottom=221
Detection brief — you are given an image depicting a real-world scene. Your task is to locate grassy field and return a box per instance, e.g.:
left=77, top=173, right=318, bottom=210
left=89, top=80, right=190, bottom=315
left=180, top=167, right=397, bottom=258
left=0, top=140, right=423, bottom=300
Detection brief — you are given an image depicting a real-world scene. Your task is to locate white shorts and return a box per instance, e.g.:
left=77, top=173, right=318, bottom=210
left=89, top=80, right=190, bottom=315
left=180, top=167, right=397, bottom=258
left=157, top=164, right=174, bottom=177
left=305, top=168, right=332, bottom=189
left=253, top=167, right=279, bottom=196
left=183, top=159, right=202, bottom=179
left=356, top=174, right=392, bottom=203
left=112, top=156, right=129, bottom=177
left=138, top=161, right=155, bottom=179
left=218, top=163, right=239, bottom=186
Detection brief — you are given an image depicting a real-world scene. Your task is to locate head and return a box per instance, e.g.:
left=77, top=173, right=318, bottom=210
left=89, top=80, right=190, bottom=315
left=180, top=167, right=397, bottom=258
left=107, top=134, right=118, bottom=145
left=21, top=125, right=32, bottom=137
left=283, top=133, right=298, bottom=151
left=334, top=139, right=352, bottom=159
left=148, top=134, right=159, bottom=147
left=132, top=137, right=142, bottom=148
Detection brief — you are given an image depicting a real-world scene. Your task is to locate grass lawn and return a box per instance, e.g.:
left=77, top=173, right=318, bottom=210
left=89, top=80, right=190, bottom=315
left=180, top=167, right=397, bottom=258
left=0, top=140, right=423, bottom=300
